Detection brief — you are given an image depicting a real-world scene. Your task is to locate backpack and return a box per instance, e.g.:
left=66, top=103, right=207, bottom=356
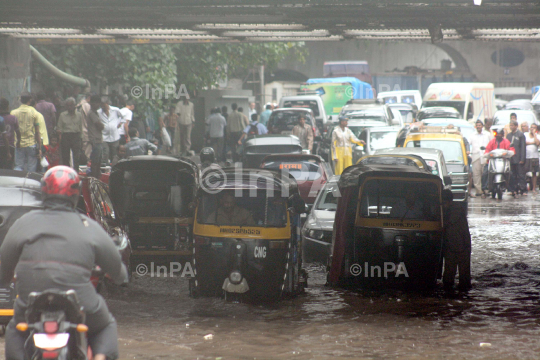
left=248, top=123, right=259, bottom=136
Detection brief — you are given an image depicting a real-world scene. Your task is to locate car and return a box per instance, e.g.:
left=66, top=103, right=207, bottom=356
left=339, top=101, right=395, bottom=126
left=356, top=154, right=431, bottom=171
left=504, top=99, right=534, bottom=111
left=76, top=176, right=132, bottom=282
left=389, top=108, right=405, bottom=128
left=492, top=109, right=538, bottom=134
left=278, top=95, right=330, bottom=133
left=387, top=103, right=418, bottom=124
left=302, top=175, right=339, bottom=262
left=356, top=126, right=400, bottom=159
left=242, top=135, right=303, bottom=168
left=417, top=107, right=461, bottom=121
left=0, top=170, right=43, bottom=325
left=260, top=154, right=333, bottom=207
left=377, top=90, right=423, bottom=108
left=403, top=127, right=470, bottom=202
left=266, top=108, right=321, bottom=152
left=374, top=147, right=453, bottom=190
left=420, top=118, right=475, bottom=141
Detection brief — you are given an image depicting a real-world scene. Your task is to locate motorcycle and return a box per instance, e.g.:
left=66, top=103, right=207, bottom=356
left=16, top=289, right=90, bottom=360
left=484, top=148, right=514, bottom=200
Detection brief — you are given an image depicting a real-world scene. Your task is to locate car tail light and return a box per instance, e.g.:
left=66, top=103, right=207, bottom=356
left=44, top=321, right=58, bottom=334
left=42, top=351, right=59, bottom=359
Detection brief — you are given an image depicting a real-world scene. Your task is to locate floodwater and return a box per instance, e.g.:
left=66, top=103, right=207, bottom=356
left=2, top=196, right=540, bottom=359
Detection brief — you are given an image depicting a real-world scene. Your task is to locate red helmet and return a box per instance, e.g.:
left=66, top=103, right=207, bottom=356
left=41, top=166, right=80, bottom=207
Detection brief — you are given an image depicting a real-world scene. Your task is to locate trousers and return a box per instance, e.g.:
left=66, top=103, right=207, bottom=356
left=61, top=132, right=82, bottom=172
left=508, top=162, right=526, bottom=193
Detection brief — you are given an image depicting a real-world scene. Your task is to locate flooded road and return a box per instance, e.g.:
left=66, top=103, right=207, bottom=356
left=3, top=196, right=540, bottom=359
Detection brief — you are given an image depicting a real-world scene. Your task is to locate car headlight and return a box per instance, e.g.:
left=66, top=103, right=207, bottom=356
left=308, top=229, right=324, bottom=240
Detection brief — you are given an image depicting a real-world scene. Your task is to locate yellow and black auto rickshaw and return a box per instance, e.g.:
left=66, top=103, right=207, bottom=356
left=191, top=168, right=307, bottom=301
left=109, top=156, right=199, bottom=265
left=327, top=164, right=444, bottom=288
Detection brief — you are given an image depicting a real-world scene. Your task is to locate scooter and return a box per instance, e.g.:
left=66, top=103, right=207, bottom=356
left=484, top=148, right=514, bottom=200
left=16, top=289, right=90, bottom=360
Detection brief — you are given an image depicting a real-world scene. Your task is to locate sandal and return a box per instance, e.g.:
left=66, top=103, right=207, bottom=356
left=481, top=193, right=486, bottom=199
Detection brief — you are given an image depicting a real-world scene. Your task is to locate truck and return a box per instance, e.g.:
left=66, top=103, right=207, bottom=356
left=299, top=77, right=373, bottom=122
left=323, top=61, right=371, bottom=84
left=422, top=83, right=496, bottom=122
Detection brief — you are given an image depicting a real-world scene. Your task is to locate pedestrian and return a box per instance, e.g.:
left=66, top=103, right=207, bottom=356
left=34, top=92, right=56, bottom=138
left=248, top=102, right=257, bottom=120
left=259, top=104, right=273, bottom=127
left=11, top=93, right=42, bottom=172
left=442, top=189, right=472, bottom=291
left=221, top=105, right=229, bottom=121
left=484, top=118, right=494, bottom=140
left=331, top=116, right=365, bottom=175
left=467, top=120, right=491, bottom=197
left=0, top=98, right=20, bottom=170
left=482, top=128, right=515, bottom=197
left=87, top=95, right=105, bottom=178
left=506, top=116, right=527, bottom=197
left=227, top=103, right=249, bottom=162
left=119, top=99, right=134, bottom=145
left=98, top=97, right=124, bottom=164
left=292, top=115, right=314, bottom=152
left=237, top=107, right=249, bottom=126
left=161, top=105, right=178, bottom=153
left=206, top=107, right=227, bottom=162
left=78, top=93, right=93, bottom=162
left=56, top=97, right=83, bottom=172
left=237, top=113, right=268, bottom=144
left=30, top=97, right=49, bottom=149
left=174, top=97, right=195, bottom=156
left=112, top=145, right=127, bottom=166
left=125, top=128, right=158, bottom=157
left=522, top=122, right=540, bottom=195
left=44, top=133, right=61, bottom=170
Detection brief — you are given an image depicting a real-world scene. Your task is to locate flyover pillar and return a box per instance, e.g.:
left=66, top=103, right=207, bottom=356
left=0, top=37, right=30, bottom=105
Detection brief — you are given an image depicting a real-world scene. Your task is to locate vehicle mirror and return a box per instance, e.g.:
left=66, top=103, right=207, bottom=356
left=391, top=119, right=400, bottom=126
left=328, top=116, right=332, bottom=120
left=480, top=146, right=486, bottom=150
left=355, top=145, right=364, bottom=151
left=443, top=175, right=452, bottom=186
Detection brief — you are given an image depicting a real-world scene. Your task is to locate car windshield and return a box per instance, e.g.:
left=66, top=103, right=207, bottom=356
left=347, top=110, right=386, bottom=123
left=398, top=109, right=414, bottom=123
left=421, top=102, right=465, bottom=117
left=359, top=179, right=440, bottom=221
left=370, top=131, right=399, bottom=151
left=358, top=156, right=421, bottom=168
left=494, top=112, right=536, bottom=126
left=197, top=190, right=287, bottom=227
left=268, top=111, right=313, bottom=130
left=283, top=100, right=320, bottom=117
left=381, top=96, right=398, bottom=104
left=315, top=184, right=339, bottom=211
left=261, top=160, right=323, bottom=181
left=406, top=140, right=464, bottom=164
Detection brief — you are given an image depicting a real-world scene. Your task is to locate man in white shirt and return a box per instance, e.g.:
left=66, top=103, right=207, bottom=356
left=119, top=99, right=135, bottom=145
left=248, top=102, right=257, bottom=121
left=175, top=97, right=195, bottom=156
left=468, top=120, right=492, bottom=197
left=98, top=98, right=125, bottom=164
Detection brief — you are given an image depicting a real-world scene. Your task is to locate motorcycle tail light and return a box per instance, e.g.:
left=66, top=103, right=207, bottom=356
left=76, top=324, right=88, bottom=333
left=44, top=321, right=58, bottom=334
left=42, top=351, right=59, bottom=359
left=502, top=151, right=507, bottom=156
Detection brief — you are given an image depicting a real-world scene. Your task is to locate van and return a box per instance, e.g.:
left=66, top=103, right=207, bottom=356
left=377, top=90, right=422, bottom=108
left=422, top=83, right=496, bottom=122
left=279, top=95, right=330, bottom=132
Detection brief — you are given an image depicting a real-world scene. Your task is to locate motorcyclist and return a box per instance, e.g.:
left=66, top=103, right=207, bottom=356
left=481, top=128, right=515, bottom=197
left=0, top=166, right=128, bottom=360
left=200, top=146, right=217, bottom=171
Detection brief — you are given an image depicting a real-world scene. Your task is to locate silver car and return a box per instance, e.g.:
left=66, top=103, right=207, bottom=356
left=302, top=176, right=340, bottom=262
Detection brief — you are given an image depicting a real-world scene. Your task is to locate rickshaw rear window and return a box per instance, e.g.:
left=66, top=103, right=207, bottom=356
left=406, top=140, right=464, bottom=164
left=197, top=190, right=287, bottom=227
left=261, top=161, right=322, bottom=181
left=246, top=145, right=301, bottom=154
left=359, top=179, right=440, bottom=221
left=358, top=156, right=421, bottom=169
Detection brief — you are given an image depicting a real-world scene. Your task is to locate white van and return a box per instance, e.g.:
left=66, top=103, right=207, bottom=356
left=422, top=83, right=496, bottom=122
left=278, top=95, right=329, bottom=132
left=377, top=90, right=422, bottom=108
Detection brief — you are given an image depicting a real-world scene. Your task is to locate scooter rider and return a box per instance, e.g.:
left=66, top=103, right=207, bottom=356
left=200, top=146, right=217, bottom=171
left=0, top=166, right=128, bottom=360
left=481, top=129, right=515, bottom=198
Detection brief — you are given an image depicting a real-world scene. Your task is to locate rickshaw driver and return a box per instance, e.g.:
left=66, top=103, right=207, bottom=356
left=389, top=188, right=426, bottom=220
left=209, top=192, right=256, bottom=226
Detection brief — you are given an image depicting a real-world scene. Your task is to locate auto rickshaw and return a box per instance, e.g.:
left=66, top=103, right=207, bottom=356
left=191, top=168, right=307, bottom=301
left=327, top=163, right=444, bottom=288
left=109, top=156, right=199, bottom=264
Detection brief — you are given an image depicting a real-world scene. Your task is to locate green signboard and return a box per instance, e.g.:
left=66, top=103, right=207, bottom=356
left=300, top=83, right=353, bottom=116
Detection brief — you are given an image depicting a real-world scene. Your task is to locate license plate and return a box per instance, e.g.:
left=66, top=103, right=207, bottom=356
left=33, top=333, right=70, bottom=350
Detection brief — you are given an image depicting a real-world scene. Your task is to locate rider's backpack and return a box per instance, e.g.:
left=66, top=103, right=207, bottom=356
left=248, top=123, right=259, bottom=136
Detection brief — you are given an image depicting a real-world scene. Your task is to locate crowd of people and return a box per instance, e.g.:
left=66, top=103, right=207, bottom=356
left=468, top=112, right=540, bottom=199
